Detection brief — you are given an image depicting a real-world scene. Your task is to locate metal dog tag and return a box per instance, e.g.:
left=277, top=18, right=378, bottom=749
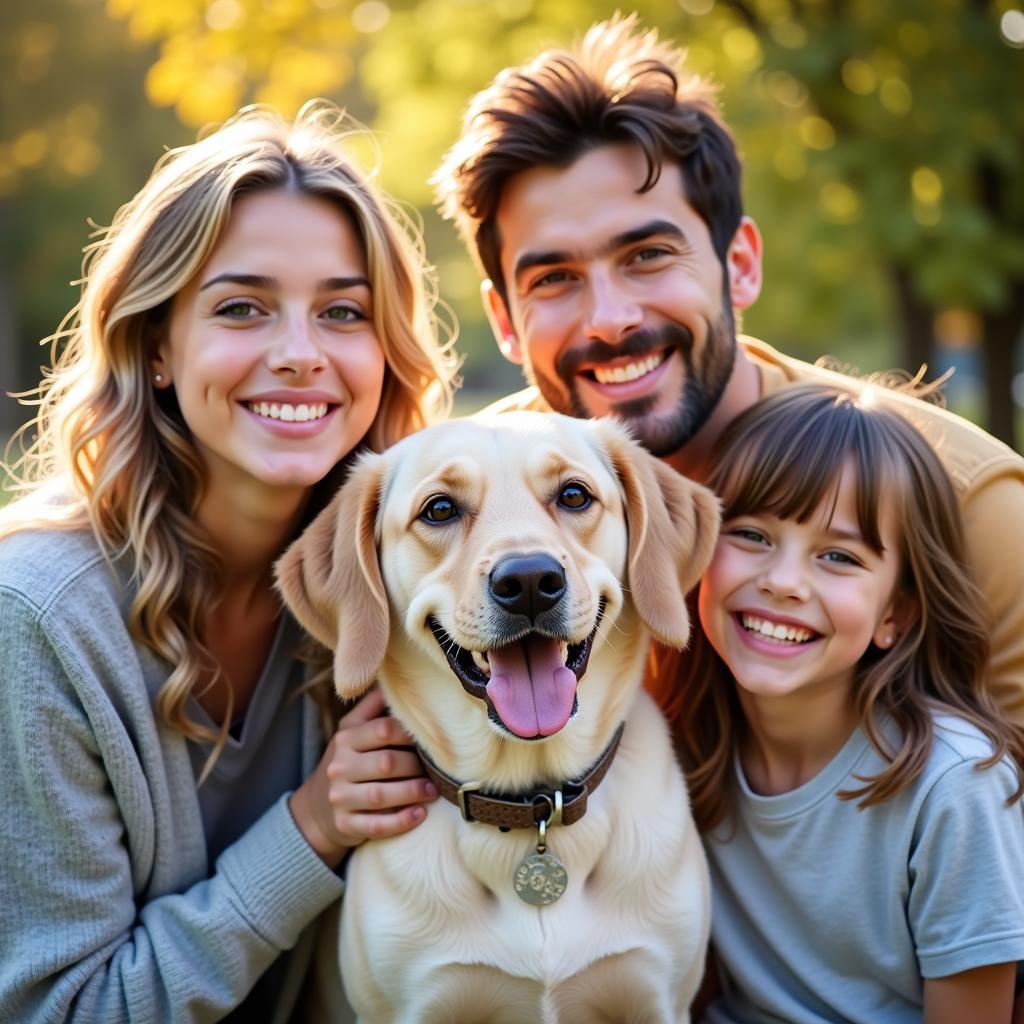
left=513, top=815, right=567, bottom=905
left=513, top=850, right=568, bottom=905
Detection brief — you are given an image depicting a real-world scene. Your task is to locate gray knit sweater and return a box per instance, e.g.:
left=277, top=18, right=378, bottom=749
left=0, top=527, right=345, bottom=1022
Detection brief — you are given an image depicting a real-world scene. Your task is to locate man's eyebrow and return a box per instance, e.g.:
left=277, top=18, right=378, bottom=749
left=511, top=219, right=687, bottom=281
left=198, top=273, right=370, bottom=292
left=606, top=220, right=687, bottom=251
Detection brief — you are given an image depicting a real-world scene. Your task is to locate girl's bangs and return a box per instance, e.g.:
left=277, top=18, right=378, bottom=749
left=711, top=392, right=895, bottom=554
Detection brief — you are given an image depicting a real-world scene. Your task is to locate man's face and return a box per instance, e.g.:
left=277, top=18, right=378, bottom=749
left=489, top=143, right=744, bottom=456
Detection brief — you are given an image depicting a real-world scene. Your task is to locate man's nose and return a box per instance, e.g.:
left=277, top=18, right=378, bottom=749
left=582, top=269, right=643, bottom=343
left=267, top=316, right=327, bottom=376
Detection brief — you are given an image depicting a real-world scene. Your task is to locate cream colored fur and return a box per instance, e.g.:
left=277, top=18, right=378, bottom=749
left=277, top=411, right=719, bottom=1024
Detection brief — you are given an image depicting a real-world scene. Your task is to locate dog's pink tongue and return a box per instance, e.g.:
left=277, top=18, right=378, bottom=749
left=486, top=636, right=576, bottom=738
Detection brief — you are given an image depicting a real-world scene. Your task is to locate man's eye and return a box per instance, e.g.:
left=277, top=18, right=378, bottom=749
left=420, top=496, right=459, bottom=524
left=558, top=483, right=593, bottom=510
left=532, top=270, right=572, bottom=289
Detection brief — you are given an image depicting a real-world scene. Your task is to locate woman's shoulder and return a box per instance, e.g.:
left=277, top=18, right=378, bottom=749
left=0, top=525, right=114, bottom=614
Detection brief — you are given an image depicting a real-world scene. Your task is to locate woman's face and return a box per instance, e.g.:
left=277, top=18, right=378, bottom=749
left=156, top=188, right=386, bottom=497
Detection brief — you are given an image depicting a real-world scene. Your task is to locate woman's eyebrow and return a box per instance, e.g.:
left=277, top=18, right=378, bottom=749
left=199, top=273, right=371, bottom=292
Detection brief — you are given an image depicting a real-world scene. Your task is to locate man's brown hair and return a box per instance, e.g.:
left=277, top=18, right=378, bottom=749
left=433, top=14, right=744, bottom=304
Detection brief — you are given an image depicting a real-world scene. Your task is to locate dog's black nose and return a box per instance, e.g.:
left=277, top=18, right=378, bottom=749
left=489, top=553, right=567, bottom=622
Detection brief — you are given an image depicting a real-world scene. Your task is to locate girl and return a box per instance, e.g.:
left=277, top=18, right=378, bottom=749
left=0, top=105, right=457, bottom=1021
left=674, top=384, right=1024, bottom=1024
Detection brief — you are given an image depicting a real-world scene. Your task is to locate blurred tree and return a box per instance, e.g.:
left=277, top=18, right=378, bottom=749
left=0, top=0, right=186, bottom=446
left=10, top=0, right=1023, bottom=445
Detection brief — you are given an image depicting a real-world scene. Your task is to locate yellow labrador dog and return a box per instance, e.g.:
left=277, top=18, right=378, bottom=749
left=277, top=411, right=719, bottom=1024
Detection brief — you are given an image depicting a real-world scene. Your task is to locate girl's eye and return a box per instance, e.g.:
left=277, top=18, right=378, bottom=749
left=731, top=527, right=767, bottom=544
left=557, top=482, right=593, bottom=510
left=419, top=496, right=459, bottom=524
left=822, top=549, right=861, bottom=567
left=215, top=301, right=260, bottom=318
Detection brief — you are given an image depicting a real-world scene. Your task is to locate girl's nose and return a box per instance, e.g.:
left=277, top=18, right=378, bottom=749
left=756, top=552, right=810, bottom=602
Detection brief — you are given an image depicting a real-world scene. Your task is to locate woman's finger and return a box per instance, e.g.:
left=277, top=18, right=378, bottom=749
left=332, top=776, right=438, bottom=814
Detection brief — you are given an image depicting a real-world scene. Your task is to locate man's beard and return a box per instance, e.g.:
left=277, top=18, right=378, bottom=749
left=529, top=309, right=736, bottom=458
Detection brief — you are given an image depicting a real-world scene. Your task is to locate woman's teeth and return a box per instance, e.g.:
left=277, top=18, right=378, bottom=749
left=592, top=351, right=666, bottom=385
left=741, top=614, right=814, bottom=644
left=247, top=401, right=330, bottom=422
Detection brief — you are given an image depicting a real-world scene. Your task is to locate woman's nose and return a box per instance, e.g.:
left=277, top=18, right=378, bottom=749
left=266, top=317, right=327, bottom=376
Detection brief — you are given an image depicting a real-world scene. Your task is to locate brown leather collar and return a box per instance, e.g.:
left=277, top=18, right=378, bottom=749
left=418, top=724, right=624, bottom=831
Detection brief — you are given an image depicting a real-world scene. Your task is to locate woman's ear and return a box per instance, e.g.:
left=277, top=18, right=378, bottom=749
left=873, top=590, right=919, bottom=649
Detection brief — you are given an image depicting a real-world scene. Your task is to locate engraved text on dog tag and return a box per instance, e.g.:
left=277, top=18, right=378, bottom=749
left=513, top=850, right=568, bottom=905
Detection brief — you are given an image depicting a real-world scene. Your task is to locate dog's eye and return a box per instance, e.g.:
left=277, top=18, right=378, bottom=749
left=420, top=495, right=459, bottom=523
left=558, top=483, right=593, bottom=510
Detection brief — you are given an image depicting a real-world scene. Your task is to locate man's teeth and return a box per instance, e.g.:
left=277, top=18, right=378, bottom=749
left=247, top=401, right=330, bottom=422
left=592, top=352, right=666, bottom=385
left=741, top=614, right=814, bottom=644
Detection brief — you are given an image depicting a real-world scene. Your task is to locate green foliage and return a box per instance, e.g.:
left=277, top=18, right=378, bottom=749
left=4, top=0, right=1023, bottom=436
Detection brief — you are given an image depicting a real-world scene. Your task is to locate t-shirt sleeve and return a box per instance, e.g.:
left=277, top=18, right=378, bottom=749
left=0, top=587, right=345, bottom=1022
left=961, top=470, right=1024, bottom=726
left=908, top=754, right=1024, bottom=978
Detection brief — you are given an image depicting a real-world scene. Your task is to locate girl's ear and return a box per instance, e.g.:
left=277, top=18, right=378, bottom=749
left=873, top=590, right=920, bottom=649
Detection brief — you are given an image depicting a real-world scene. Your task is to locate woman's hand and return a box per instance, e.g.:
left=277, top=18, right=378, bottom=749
left=289, top=688, right=438, bottom=868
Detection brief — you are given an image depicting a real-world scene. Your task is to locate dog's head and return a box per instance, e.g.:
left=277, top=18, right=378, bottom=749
left=277, top=412, right=718, bottom=757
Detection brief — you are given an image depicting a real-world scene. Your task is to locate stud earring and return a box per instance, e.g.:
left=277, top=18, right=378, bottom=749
left=884, top=634, right=894, bottom=647
left=153, top=373, right=163, bottom=384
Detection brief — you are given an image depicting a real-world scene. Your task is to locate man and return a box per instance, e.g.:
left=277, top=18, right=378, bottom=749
left=432, top=14, right=1024, bottom=724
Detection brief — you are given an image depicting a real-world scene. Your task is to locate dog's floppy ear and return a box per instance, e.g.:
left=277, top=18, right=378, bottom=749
left=599, top=421, right=721, bottom=649
left=275, top=455, right=390, bottom=697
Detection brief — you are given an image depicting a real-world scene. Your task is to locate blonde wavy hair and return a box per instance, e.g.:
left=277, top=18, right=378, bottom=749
left=2, top=103, right=458, bottom=763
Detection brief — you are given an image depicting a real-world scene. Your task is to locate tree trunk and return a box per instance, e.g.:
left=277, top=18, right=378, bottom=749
left=981, top=289, right=1024, bottom=453
left=891, top=263, right=934, bottom=377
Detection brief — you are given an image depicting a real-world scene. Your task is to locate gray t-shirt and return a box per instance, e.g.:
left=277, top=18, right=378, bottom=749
left=187, top=613, right=306, bottom=862
left=702, top=713, right=1024, bottom=1024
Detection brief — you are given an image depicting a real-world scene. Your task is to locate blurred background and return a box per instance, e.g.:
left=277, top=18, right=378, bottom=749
left=2, top=0, right=1023, bottom=471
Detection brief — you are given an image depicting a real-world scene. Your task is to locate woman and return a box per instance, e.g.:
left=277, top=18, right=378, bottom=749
left=0, top=104, right=457, bottom=1021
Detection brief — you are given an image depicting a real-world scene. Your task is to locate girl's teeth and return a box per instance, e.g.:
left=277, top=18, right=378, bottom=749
left=741, top=614, right=813, bottom=644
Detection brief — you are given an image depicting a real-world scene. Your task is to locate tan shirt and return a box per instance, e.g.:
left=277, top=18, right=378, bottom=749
left=484, top=336, right=1024, bottom=724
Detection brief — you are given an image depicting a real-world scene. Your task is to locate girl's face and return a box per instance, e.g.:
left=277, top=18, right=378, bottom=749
left=156, top=188, right=386, bottom=497
left=698, top=463, right=906, bottom=705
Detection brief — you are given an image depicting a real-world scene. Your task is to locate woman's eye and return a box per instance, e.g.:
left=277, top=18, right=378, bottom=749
left=420, top=496, right=459, bottom=524
left=324, top=305, right=363, bottom=322
left=557, top=483, right=593, bottom=510
left=215, top=301, right=260, bottom=318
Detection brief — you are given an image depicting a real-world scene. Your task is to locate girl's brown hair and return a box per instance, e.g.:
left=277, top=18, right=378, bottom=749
left=657, top=383, right=1024, bottom=833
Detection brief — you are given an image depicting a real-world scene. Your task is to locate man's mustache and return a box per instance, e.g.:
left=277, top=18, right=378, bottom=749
left=555, top=324, right=695, bottom=381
